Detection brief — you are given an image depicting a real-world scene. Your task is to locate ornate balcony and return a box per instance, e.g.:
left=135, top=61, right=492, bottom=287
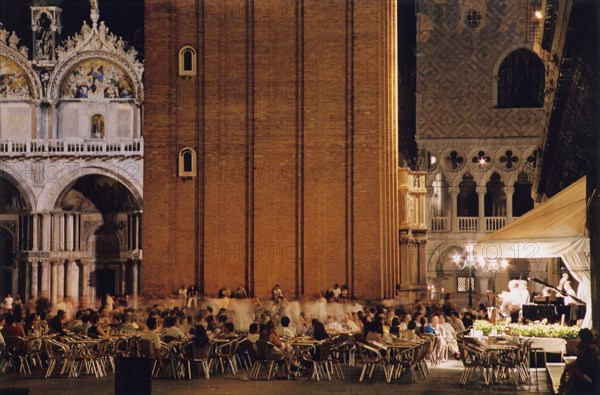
left=430, top=216, right=449, bottom=231
left=457, top=217, right=478, bottom=232
left=0, top=138, right=143, bottom=157
left=485, top=216, right=507, bottom=232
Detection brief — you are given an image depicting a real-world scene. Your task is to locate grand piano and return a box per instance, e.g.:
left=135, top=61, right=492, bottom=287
left=522, top=278, right=586, bottom=324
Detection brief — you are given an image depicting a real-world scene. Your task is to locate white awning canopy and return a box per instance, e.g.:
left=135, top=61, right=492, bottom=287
left=477, top=176, right=588, bottom=259
left=477, top=177, right=591, bottom=328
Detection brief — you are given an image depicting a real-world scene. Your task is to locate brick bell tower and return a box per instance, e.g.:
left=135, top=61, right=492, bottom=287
left=143, top=0, right=405, bottom=300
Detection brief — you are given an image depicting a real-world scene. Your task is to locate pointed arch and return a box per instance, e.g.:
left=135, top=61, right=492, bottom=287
left=495, top=48, right=545, bottom=108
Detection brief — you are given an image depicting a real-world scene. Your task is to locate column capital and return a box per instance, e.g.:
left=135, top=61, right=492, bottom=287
left=448, top=186, right=459, bottom=195
left=476, top=186, right=487, bottom=194
left=504, top=186, right=515, bottom=194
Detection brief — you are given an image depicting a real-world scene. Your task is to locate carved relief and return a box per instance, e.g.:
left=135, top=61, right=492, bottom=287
left=61, top=58, right=134, bottom=99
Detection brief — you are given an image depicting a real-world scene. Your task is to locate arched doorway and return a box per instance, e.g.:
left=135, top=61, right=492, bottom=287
left=54, top=174, right=142, bottom=305
left=0, top=176, right=28, bottom=298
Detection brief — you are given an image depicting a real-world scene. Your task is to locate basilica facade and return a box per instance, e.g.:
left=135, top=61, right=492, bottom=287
left=0, top=3, right=143, bottom=306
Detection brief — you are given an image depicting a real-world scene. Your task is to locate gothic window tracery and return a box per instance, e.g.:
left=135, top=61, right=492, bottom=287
left=500, top=150, right=519, bottom=169
left=472, top=150, right=491, bottom=166
left=445, top=150, right=464, bottom=170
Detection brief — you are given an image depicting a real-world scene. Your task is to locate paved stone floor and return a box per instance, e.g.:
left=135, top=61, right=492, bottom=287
left=0, top=360, right=552, bottom=395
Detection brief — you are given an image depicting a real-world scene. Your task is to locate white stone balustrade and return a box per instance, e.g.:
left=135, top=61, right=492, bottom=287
left=485, top=216, right=507, bottom=231
left=458, top=217, right=479, bottom=231
left=0, top=138, right=143, bottom=157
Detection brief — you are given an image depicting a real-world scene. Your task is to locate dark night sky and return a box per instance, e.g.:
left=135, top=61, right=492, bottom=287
left=0, top=0, right=144, bottom=58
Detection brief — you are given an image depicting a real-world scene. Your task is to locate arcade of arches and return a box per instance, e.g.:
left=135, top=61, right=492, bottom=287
left=0, top=174, right=142, bottom=306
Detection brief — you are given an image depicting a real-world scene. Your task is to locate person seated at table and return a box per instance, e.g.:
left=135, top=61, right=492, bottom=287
left=1, top=313, right=25, bottom=338
left=364, top=320, right=384, bottom=342
left=461, top=311, right=474, bottom=329
left=342, top=313, right=361, bottom=334
left=66, top=310, right=84, bottom=332
left=142, top=317, right=163, bottom=367
left=120, top=313, right=137, bottom=335
left=109, top=313, right=125, bottom=335
left=389, top=316, right=401, bottom=336
left=205, top=315, right=217, bottom=333
left=246, top=323, right=260, bottom=343
left=325, top=315, right=343, bottom=334
left=87, top=314, right=108, bottom=339
left=23, top=314, right=38, bottom=336
left=399, top=313, right=412, bottom=331
left=411, top=313, right=423, bottom=330
left=418, top=316, right=435, bottom=335
left=192, top=324, right=210, bottom=351
left=163, top=316, right=184, bottom=342
left=430, top=315, right=447, bottom=361
left=278, top=316, right=296, bottom=340
left=48, top=309, right=67, bottom=336
left=449, top=311, right=466, bottom=333
left=558, top=328, right=597, bottom=395
left=312, top=321, right=329, bottom=341
left=439, top=314, right=460, bottom=359
left=216, top=322, right=237, bottom=339
left=80, top=314, right=91, bottom=335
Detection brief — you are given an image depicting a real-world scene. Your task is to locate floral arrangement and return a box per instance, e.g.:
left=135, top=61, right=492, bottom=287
left=473, top=320, right=581, bottom=339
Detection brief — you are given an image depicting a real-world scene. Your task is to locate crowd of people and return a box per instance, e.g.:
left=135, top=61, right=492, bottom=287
left=0, top=282, right=596, bottom=392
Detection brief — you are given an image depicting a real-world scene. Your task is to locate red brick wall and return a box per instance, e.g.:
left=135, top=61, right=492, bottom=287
left=143, top=0, right=399, bottom=300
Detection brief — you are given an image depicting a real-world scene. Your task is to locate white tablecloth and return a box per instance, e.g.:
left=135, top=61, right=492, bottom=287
left=528, top=337, right=566, bottom=354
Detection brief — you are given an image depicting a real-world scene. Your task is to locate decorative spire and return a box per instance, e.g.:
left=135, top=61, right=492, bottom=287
left=90, top=0, right=99, bottom=28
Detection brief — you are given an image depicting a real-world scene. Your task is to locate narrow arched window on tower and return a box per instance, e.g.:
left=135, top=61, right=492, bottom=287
left=497, top=48, right=545, bottom=108
left=178, top=46, right=197, bottom=77
left=178, top=147, right=197, bottom=177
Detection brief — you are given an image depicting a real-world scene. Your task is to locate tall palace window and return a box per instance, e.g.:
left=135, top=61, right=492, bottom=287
left=497, top=48, right=544, bottom=108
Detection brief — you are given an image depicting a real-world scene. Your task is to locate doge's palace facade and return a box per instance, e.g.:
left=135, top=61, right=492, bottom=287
left=0, top=2, right=143, bottom=306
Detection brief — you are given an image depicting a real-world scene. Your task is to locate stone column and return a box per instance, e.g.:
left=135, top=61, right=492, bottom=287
left=449, top=187, right=459, bottom=232
left=66, top=214, right=74, bottom=251
left=131, top=260, right=139, bottom=297
left=32, top=214, right=39, bottom=251
left=477, top=186, right=486, bottom=232
left=65, top=260, right=78, bottom=301
left=49, top=101, right=58, bottom=139
left=56, top=260, right=64, bottom=301
left=12, top=262, right=19, bottom=297
left=58, top=214, right=65, bottom=251
left=120, top=261, right=126, bottom=295
left=505, top=186, right=514, bottom=223
left=79, top=261, right=90, bottom=308
left=135, top=213, right=141, bottom=250
left=42, top=212, right=51, bottom=252
left=414, top=232, right=428, bottom=286
left=50, top=260, right=58, bottom=304
left=75, top=214, right=80, bottom=251
left=22, top=260, right=30, bottom=301
left=51, top=212, right=58, bottom=251
left=40, top=260, right=50, bottom=299
left=425, top=187, right=433, bottom=227
left=30, top=260, right=39, bottom=299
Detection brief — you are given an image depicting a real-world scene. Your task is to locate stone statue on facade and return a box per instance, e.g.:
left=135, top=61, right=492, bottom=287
left=90, top=0, right=99, bottom=27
